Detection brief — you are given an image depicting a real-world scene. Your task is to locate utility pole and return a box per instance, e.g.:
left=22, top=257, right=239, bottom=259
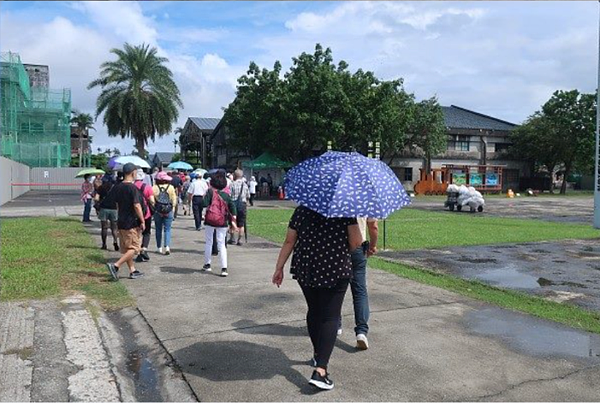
left=595, top=1, right=600, bottom=228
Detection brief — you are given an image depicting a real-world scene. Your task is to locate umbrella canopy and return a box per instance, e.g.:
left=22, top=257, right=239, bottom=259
left=107, top=156, right=119, bottom=169
left=75, top=168, right=105, bottom=178
left=193, top=168, right=207, bottom=176
left=114, top=155, right=151, bottom=170
left=168, top=161, right=194, bottom=171
left=284, top=151, right=411, bottom=219
left=242, top=152, right=293, bottom=170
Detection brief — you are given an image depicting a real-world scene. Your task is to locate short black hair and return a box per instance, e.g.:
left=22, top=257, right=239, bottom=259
left=83, top=174, right=90, bottom=180
left=210, top=171, right=227, bottom=190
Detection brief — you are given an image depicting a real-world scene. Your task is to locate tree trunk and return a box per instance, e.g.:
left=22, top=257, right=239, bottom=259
left=78, top=127, right=83, bottom=167
left=560, top=164, right=571, bottom=195
left=135, top=135, right=145, bottom=158
left=424, top=151, right=432, bottom=174
left=387, top=152, right=399, bottom=166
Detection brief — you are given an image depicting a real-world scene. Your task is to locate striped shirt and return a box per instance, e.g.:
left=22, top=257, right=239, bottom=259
left=230, top=179, right=250, bottom=204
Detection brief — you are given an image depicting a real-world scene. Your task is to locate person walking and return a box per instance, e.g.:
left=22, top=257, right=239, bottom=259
left=228, top=169, right=250, bottom=245
left=96, top=175, right=119, bottom=251
left=153, top=171, right=177, bottom=255
left=106, top=163, right=146, bottom=280
left=170, top=171, right=183, bottom=219
left=134, top=170, right=155, bottom=263
left=81, top=174, right=94, bottom=222
left=266, top=173, right=274, bottom=196
left=248, top=175, right=257, bottom=206
left=181, top=175, right=192, bottom=216
left=272, top=206, right=362, bottom=390
left=202, top=171, right=237, bottom=277
left=187, top=173, right=209, bottom=231
left=337, top=217, right=378, bottom=350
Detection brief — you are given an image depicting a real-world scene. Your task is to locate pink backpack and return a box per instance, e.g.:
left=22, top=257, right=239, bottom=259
left=204, top=189, right=229, bottom=227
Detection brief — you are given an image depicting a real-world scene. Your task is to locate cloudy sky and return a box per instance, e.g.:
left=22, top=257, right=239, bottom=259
left=1, top=1, right=597, bottom=154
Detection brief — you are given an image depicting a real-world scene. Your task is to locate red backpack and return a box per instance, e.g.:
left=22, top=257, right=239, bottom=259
left=204, top=189, right=229, bottom=227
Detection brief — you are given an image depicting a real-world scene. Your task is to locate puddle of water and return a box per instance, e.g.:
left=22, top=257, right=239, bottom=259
left=466, top=308, right=600, bottom=359
left=475, top=267, right=541, bottom=289
left=125, top=350, right=161, bottom=402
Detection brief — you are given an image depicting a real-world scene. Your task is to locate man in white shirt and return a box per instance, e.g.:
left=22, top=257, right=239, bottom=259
left=187, top=174, right=209, bottom=230
left=338, top=217, right=378, bottom=350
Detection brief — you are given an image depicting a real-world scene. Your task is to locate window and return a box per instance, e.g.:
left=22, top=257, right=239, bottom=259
left=456, top=135, right=470, bottom=151
left=404, top=167, right=413, bottom=182
left=447, top=135, right=470, bottom=151
left=494, top=143, right=510, bottom=152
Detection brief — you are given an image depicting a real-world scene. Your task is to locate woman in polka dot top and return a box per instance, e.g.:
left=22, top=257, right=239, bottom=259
left=272, top=205, right=363, bottom=390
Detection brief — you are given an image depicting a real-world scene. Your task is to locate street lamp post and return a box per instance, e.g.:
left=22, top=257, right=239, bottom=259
left=595, top=2, right=600, bottom=228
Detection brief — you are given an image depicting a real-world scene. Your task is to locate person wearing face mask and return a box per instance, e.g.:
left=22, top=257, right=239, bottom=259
left=81, top=174, right=94, bottom=222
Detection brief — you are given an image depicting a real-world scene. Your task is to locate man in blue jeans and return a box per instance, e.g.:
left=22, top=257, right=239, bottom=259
left=338, top=217, right=378, bottom=350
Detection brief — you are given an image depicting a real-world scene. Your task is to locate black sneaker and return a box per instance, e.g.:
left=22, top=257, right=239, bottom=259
left=135, top=255, right=144, bottom=263
left=227, top=239, right=236, bottom=245
left=106, top=263, right=119, bottom=281
left=101, top=244, right=107, bottom=250
left=129, top=270, right=144, bottom=279
left=220, top=268, right=228, bottom=277
left=236, top=241, right=242, bottom=246
left=202, top=264, right=212, bottom=272
left=309, top=370, right=334, bottom=390
left=113, top=242, right=119, bottom=252
left=141, top=251, right=150, bottom=261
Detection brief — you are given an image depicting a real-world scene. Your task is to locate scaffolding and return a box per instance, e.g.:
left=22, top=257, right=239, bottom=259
left=1, top=52, right=71, bottom=167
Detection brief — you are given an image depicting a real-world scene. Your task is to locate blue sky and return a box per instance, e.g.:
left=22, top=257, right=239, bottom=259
left=1, top=1, right=597, bottom=154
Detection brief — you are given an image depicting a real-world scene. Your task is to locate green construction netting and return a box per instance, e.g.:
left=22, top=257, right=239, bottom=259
left=1, top=52, right=71, bottom=167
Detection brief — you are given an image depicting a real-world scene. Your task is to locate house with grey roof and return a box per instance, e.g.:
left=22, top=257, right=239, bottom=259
left=179, top=117, right=221, bottom=167
left=390, top=105, right=526, bottom=191
left=150, top=152, right=177, bottom=169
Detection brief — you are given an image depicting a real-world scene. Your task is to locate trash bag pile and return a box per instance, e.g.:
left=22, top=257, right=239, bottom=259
left=455, top=185, right=485, bottom=210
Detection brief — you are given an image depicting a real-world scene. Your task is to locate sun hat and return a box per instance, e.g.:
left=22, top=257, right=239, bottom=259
left=156, top=171, right=173, bottom=182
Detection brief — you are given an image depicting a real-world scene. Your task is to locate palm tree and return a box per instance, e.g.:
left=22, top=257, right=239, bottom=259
left=88, top=43, right=183, bottom=158
left=71, top=111, right=95, bottom=167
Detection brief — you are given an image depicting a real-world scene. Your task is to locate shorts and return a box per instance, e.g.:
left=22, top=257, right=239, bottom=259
left=118, top=228, right=141, bottom=254
left=99, top=209, right=118, bottom=222
left=236, top=203, right=247, bottom=228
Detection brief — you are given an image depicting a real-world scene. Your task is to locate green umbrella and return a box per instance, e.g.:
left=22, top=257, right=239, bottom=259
left=75, top=168, right=105, bottom=178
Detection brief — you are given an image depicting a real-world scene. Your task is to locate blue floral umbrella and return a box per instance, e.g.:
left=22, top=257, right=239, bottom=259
left=168, top=161, right=194, bottom=171
left=284, top=151, right=411, bottom=219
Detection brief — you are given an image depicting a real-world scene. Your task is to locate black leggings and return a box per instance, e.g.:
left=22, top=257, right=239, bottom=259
left=101, top=220, right=118, bottom=245
left=301, top=279, right=349, bottom=370
left=142, top=216, right=152, bottom=248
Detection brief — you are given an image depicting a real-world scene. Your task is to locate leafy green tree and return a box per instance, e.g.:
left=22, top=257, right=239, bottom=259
left=88, top=43, right=183, bottom=158
left=90, top=153, right=108, bottom=170
left=407, top=97, right=447, bottom=172
left=511, top=90, right=596, bottom=194
left=71, top=111, right=95, bottom=167
left=224, top=44, right=415, bottom=163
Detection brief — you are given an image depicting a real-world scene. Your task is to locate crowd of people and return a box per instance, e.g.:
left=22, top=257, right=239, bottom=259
left=80, top=161, right=380, bottom=392
left=80, top=164, right=251, bottom=279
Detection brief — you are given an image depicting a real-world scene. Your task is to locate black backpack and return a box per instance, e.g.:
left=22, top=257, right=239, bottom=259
left=155, top=184, right=173, bottom=216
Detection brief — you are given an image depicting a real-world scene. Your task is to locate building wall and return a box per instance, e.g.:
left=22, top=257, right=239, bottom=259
left=23, top=64, right=49, bottom=88
left=0, top=157, right=30, bottom=206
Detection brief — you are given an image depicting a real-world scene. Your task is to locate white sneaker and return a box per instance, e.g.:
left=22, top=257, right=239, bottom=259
left=165, top=246, right=171, bottom=255
left=157, top=247, right=163, bottom=254
left=337, top=328, right=342, bottom=336
left=356, top=333, right=369, bottom=350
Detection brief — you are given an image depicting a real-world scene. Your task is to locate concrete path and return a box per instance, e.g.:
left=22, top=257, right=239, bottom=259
left=93, top=212, right=600, bottom=401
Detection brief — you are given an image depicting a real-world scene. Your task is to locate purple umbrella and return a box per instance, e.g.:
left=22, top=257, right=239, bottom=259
left=108, top=156, right=118, bottom=169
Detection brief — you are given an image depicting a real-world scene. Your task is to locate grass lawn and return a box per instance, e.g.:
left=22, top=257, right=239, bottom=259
left=1, top=217, right=133, bottom=309
left=248, top=208, right=599, bottom=250
left=247, top=207, right=600, bottom=334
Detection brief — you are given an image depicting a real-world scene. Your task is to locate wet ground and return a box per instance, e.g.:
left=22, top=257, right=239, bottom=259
left=380, top=238, right=600, bottom=311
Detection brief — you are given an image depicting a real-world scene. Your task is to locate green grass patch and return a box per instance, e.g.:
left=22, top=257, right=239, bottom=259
left=370, top=258, right=600, bottom=334
left=1, top=217, right=133, bottom=309
left=248, top=208, right=599, bottom=250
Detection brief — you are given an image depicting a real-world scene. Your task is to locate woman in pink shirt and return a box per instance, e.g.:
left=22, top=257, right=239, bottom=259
left=134, top=170, right=155, bottom=262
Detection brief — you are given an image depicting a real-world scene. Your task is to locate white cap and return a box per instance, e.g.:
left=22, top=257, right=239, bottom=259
left=136, top=170, right=145, bottom=181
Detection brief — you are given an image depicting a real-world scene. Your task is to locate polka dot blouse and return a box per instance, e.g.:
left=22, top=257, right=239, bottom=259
left=289, top=206, right=358, bottom=288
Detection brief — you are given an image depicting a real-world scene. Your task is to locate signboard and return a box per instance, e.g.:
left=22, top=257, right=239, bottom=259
left=43, top=171, right=49, bottom=178
left=486, top=173, right=498, bottom=186
left=470, top=173, right=483, bottom=186
left=453, top=173, right=467, bottom=185
left=327, top=141, right=333, bottom=151
left=375, top=141, right=380, bottom=160
left=367, top=141, right=374, bottom=158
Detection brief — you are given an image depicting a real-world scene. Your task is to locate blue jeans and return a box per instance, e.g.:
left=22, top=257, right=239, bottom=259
left=83, top=199, right=92, bottom=221
left=154, top=212, right=174, bottom=248
left=339, top=247, right=369, bottom=335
